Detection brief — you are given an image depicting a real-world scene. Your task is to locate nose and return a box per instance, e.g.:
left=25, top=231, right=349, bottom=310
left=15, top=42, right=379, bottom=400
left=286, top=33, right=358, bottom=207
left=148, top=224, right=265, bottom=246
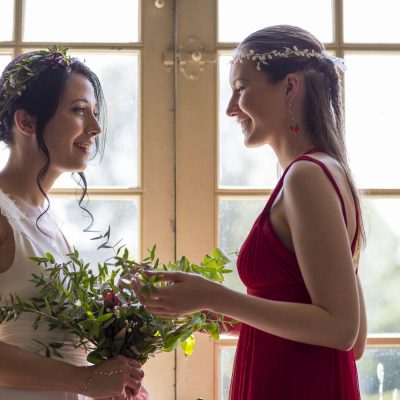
left=226, top=94, right=239, bottom=117
left=86, top=112, right=102, bottom=137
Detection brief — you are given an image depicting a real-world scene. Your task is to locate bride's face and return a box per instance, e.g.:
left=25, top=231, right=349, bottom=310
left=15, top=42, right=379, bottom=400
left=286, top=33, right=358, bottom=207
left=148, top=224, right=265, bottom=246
left=42, top=73, right=101, bottom=173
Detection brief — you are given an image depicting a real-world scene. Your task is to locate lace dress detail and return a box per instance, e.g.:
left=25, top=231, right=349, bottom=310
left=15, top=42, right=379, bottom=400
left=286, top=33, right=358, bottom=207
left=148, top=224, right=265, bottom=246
left=0, top=191, right=89, bottom=400
left=0, top=191, right=24, bottom=222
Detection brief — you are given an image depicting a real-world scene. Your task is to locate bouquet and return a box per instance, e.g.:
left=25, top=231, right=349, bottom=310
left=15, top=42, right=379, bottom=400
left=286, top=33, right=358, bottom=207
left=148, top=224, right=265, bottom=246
left=0, top=229, right=234, bottom=364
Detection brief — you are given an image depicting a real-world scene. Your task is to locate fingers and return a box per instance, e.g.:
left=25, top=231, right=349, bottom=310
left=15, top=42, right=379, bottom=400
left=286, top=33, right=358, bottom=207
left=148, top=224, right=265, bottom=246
left=141, top=270, right=186, bottom=283
left=129, top=364, right=145, bottom=381
left=125, top=376, right=142, bottom=396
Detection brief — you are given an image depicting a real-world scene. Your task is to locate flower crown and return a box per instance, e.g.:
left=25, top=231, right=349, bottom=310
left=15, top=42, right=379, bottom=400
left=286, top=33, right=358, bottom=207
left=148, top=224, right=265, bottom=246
left=0, top=45, right=73, bottom=127
left=230, top=46, right=346, bottom=72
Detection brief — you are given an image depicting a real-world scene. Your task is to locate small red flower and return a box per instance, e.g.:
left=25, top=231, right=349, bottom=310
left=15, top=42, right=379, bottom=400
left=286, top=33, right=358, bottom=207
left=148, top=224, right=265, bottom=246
left=102, top=290, right=122, bottom=309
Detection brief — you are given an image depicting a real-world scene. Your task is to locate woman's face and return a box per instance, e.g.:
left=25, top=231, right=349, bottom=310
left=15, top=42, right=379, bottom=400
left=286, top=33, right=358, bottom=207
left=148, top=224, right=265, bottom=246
left=226, top=60, right=288, bottom=147
left=42, top=73, right=101, bottom=173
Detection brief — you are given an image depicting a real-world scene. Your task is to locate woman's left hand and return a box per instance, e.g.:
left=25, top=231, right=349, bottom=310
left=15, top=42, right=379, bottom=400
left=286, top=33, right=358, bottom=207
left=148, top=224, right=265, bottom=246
left=132, top=271, right=217, bottom=317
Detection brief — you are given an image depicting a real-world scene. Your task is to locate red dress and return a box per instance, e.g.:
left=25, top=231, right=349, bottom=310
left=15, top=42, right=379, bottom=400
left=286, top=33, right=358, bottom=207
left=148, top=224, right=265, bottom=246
left=229, top=152, right=360, bottom=400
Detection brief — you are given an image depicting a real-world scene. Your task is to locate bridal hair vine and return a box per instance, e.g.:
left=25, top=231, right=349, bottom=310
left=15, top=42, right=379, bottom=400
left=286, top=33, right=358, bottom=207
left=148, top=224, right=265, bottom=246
left=230, top=46, right=346, bottom=73
left=0, top=45, right=73, bottom=126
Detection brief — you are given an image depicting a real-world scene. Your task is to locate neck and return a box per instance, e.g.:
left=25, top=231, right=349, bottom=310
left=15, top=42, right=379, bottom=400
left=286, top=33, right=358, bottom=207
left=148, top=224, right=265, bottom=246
left=271, top=134, right=316, bottom=170
left=0, top=152, right=60, bottom=207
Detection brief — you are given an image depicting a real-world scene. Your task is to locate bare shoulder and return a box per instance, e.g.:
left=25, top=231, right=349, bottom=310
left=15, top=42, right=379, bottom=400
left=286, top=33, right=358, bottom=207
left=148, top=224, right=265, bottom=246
left=283, top=158, right=341, bottom=199
left=0, top=208, right=15, bottom=273
left=282, top=158, right=350, bottom=235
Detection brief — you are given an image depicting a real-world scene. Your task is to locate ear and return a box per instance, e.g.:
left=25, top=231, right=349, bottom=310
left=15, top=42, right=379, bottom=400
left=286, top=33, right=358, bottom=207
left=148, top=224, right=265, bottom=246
left=13, top=109, right=37, bottom=137
left=285, top=73, right=301, bottom=105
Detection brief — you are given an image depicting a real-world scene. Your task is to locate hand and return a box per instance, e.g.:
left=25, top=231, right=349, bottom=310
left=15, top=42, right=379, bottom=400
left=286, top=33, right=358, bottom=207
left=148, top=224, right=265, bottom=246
left=134, top=385, right=150, bottom=400
left=132, top=271, right=218, bottom=317
left=81, top=355, right=144, bottom=399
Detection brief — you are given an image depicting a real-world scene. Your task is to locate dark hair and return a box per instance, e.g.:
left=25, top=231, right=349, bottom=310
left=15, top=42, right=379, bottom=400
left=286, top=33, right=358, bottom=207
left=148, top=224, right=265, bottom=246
left=0, top=51, right=107, bottom=232
left=238, top=25, right=365, bottom=259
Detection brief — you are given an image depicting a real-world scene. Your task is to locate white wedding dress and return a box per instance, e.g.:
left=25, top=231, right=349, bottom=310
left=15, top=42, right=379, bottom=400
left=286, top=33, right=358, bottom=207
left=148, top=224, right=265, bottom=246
left=0, top=191, right=90, bottom=400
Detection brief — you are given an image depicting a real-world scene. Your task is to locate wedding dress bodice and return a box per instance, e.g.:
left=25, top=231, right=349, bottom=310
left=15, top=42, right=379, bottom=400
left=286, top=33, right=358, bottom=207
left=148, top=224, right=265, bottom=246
left=0, top=191, right=88, bottom=399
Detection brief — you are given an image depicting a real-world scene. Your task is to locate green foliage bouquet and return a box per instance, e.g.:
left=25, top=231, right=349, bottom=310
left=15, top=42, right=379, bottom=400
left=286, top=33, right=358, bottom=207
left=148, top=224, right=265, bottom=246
left=0, top=230, right=233, bottom=364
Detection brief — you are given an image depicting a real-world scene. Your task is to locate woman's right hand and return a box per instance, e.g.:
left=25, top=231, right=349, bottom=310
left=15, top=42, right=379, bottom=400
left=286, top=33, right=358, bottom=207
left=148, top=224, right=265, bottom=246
left=80, top=355, right=144, bottom=399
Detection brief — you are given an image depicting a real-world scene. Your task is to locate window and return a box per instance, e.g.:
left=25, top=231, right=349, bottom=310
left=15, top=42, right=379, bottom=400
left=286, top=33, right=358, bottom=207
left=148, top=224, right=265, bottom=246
left=1, top=1, right=399, bottom=399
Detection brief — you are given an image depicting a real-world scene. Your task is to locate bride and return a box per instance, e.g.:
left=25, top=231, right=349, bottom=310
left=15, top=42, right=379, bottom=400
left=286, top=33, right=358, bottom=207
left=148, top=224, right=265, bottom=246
left=0, top=47, right=147, bottom=400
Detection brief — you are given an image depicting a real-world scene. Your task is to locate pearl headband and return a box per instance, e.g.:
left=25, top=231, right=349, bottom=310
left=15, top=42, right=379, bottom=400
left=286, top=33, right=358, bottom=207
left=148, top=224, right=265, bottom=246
left=230, top=46, right=346, bottom=73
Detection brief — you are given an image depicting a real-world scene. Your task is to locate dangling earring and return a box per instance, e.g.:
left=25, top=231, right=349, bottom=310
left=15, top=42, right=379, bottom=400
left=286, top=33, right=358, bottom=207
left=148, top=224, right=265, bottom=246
left=288, top=103, right=300, bottom=135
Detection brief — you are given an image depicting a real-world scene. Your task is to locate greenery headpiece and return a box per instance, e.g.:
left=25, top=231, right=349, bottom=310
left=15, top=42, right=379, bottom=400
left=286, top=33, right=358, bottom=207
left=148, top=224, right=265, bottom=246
left=0, top=45, right=72, bottom=127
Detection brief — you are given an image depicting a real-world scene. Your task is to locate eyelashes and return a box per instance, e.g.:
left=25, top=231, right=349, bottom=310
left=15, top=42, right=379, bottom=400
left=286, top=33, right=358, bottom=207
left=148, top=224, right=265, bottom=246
left=72, top=107, right=100, bottom=120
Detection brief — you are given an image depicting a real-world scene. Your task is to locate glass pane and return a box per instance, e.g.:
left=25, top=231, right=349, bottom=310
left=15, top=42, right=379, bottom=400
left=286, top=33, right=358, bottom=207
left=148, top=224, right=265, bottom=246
left=219, top=347, right=235, bottom=400
left=50, top=197, right=139, bottom=266
left=357, top=348, right=400, bottom=399
left=359, top=198, right=400, bottom=334
left=218, top=0, right=333, bottom=43
left=218, top=198, right=266, bottom=292
left=0, top=53, right=12, bottom=76
left=344, top=0, right=400, bottom=43
left=0, top=0, right=14, bottom=41
left=345, top=53, right=400, bottom=189
left=218, top=54, right=278, bottom=189
left=23, top=0, right=139, bottom=43
left=53, top=52, right=139, bottom=188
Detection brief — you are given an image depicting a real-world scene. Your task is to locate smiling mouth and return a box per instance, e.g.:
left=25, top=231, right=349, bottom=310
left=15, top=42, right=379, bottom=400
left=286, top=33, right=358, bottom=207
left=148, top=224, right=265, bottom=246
left=74, top=142, right=91, bottom=153
left=240, top=119, right=251, bottom=132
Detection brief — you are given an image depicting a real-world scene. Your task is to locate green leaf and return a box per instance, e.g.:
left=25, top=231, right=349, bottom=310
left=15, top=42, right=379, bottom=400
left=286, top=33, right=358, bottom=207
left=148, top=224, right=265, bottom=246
left=181, top=334, right=195, bottom=356
left=97, top=313, right=113, bottom=322
left=45, top=252, right=55, bottom=263
left=87, top=351, right=104, bottom=365
left=44, top=298, right=52, bottom=316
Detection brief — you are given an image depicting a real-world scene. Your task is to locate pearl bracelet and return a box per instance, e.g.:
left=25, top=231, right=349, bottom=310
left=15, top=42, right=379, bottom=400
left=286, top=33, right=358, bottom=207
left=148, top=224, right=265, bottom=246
left=82, top=367, right=124, bottom=392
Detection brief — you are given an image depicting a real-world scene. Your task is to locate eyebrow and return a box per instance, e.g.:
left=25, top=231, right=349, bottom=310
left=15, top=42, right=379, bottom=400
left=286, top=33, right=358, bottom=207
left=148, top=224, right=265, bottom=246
left=69, top=98, right=98, bottom=106
left=230, top=77, right=250, bottom=89
left=70, top=98, right=89, bottom=105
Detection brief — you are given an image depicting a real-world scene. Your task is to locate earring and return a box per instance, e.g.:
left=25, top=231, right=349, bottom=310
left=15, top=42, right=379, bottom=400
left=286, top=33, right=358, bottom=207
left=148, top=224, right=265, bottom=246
left=288, top=103, right=300, bottom=135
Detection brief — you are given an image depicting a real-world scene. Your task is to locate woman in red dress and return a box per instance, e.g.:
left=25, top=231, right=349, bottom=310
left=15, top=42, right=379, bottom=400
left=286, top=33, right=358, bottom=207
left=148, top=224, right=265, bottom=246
left=136, top=25, right=367, bottom=400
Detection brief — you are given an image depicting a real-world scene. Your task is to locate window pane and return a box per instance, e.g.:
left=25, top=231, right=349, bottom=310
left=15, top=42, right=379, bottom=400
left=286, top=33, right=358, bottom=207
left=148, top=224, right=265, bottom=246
left=218, top=54, right=278, bottom=189
left=219, top=347, right=235, bottom=400
left=359, top=198, right=400, bottom=334
left=357, top=348, right=400, bottom=399
left=218, top=198, right=265, bottom=292
left=344, top=0, right=400, bottom=43
left=0, top=54, right=12, bottom=75
left=0, top=0, right=13, bottom=41
left=23, top=0, right=139, bottom=43
left=345, top=53, right=400, bottom=189
left=54, top=52, right=139, bottom=188
left=218, top=0, right=333, bottom=43
left=50, top=197, right=139, bottom=265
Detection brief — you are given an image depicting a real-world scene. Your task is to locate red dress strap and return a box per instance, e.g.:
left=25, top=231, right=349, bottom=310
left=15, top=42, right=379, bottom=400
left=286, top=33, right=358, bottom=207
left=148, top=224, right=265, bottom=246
left=265, top=151, right=359, bottom=255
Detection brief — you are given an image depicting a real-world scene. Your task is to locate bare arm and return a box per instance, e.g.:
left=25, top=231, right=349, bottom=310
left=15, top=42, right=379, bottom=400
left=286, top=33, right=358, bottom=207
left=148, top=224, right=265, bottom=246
left=0, top=341, right=85, bottom=391
left=138, top=161, right=360, bottom=351
left=0, top=341, right=144, bottom=397
left=353, top=274, right=367, bottom=359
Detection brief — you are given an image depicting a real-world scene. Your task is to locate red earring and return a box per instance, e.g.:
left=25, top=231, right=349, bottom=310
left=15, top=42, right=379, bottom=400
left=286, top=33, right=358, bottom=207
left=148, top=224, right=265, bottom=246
left=288, top=103, right=300, bottom=135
